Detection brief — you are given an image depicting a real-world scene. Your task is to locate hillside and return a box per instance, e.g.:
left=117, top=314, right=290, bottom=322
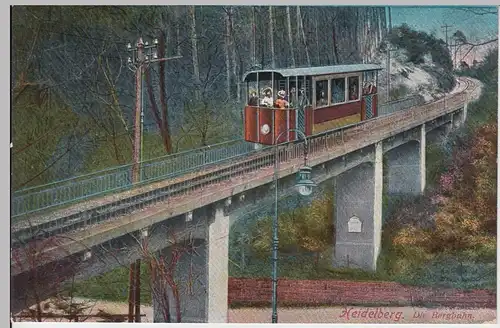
left=12, top=6, right=387, bottom=189
left=374, top=24, right=456, bottom=103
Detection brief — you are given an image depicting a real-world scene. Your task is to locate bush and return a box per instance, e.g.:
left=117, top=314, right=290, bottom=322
left=426, top=143, right=449, bottom=185
left=249, top=193, right=334, bottom=264
left=388, top=23, right=455, bottom=91
left=72, top=265, right=152, bottom=304
left=389, top=84, right=410, bottom=100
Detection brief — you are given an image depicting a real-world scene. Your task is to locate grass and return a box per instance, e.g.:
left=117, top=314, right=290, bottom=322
left=71, top=265, right=152, bottom=305
left=230, top=249, right=391, bottom=282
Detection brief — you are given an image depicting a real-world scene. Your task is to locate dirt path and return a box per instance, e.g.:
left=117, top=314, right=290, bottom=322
left=14, top=298, right=496, bottom=324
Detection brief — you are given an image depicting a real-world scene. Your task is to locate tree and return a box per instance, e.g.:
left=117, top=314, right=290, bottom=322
left=189, top=6, right=201, bottom=99
left=11, top=231, right=88, bottom=322
left=286, top=6, right=296, bottom=68
left=228, top=7, right=240, bottom=102
left=158, top=29, right=173, bottom=153
left=449, top=8, right=498, bottom=65
left=454, top=7, right=498, bottom=16
left=295, top=193, right=334, bottom=266
left=268, top=6, right=276, bottom=68
left=127, top=223, right=205, bottom=323
left=250, top=193, right=335, bottom=266
left=389, top=122, right=497, bottom=254
left=12, top=5, right=389, bottom=186
left=296, top=6, right=311, bottom=67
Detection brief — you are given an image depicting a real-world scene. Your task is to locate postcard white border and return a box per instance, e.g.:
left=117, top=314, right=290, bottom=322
left=5, top=2, right=499, bottom=327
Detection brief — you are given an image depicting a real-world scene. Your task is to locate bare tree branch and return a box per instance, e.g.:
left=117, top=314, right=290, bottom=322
left=454, top=7, right=498, bottom=16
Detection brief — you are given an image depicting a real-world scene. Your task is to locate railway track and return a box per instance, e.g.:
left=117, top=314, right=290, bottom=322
left=11, top=150, right=276, bottom=247
left=11, top=78, right=476, bottom=249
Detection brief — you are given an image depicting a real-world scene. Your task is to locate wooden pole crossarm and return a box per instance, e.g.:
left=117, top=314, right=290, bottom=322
left=149, top=55, right=183, bottom=64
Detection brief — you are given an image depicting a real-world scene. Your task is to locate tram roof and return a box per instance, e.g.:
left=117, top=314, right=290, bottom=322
left=242, top=64, right=383, bottom=82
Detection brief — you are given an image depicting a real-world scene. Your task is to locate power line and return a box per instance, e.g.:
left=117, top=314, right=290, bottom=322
left=14, top=48, right=123, bottom=61
left=12, top=121, right=161, bottom=157
left=13, top=120, right=78, bottom=155
left=13, top=121, right=169, bottom=189
left=14, top=128, right=92, bottom=190
left=12, top=23, right=184, bottom=52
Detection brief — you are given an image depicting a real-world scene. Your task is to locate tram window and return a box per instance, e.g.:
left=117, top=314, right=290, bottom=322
left=248, top=90, right=259, bottom=106
left=296, top=80, right=309, bottom=106
left=331, top=78, right=346, bottom=104
left=289, top=86, right=297, bottom=105
left=316, top=80, right=328, bottom=107
left=369, top=71, right=376, bottom=85
left=348, top=76, right=360, bottom=101
left=363, top=71, right=377, bottom=95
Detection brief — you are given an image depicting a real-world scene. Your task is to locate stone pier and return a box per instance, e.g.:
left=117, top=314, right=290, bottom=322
left=152, top=204, right=229, bottom=323
left=333, top=142, right=383, bottom=271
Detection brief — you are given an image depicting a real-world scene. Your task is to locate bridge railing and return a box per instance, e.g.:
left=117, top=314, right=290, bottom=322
left=378, top=94, right=426, bottom=116
left=280, top=91, right=466, bottom=167
left=10, top=94, right=444, bottom=219
left=11, top=140, right=254, bottom=218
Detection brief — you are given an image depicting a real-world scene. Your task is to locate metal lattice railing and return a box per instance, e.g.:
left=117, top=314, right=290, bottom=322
left=9, top=94, right=449, bottom=219
left=378, top=94, right=426, bottom=116
left=11, top=140, right=255, bottom=218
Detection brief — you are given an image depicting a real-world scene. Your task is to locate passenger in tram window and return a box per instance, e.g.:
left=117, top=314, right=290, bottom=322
left=298, top=88, right=309, bottom=109
left=332, top=78, right=345, bottom=104
left=278, top=89, right=286, bottom=100
left=349, top=77, right=359, bottom=100
left=248, top=90, right=259, bottom=106
left=317, top=90, right=328, bottom=107
left=363, top=81, right=375, bottom=95
left=275, top=90, right=289, bottom=109
left=362, top=81, right=369, bottom=95
left=260, top=88, right=274, bottom=107
left=349, top=84, right=358, bottom=100
left=289, top=87, right=297, bottom=107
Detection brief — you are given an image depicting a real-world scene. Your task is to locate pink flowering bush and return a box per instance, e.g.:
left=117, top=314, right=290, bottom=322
left=386, top=123, right=497, bottom=255
left=438, top=172, right=454, bottom=193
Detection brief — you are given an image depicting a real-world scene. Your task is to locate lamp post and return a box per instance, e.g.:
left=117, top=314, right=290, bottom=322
left=272, top=128, right=316, bottom=323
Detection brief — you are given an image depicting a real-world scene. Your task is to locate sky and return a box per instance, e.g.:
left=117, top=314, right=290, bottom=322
left=388, top=6, right=498, bottom=43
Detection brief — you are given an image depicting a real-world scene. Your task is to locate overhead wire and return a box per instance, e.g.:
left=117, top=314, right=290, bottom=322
left=14, top=128, right=93, bottom=190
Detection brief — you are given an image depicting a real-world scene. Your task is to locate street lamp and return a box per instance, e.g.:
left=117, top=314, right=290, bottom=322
left=295, top=166, right=315, bottom=196
left=272, top=128, right=316, bottom=323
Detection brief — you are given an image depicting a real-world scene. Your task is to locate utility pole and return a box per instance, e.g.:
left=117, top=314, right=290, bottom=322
left=134, top=258, right=141, bottom=322
left=127, top=38, right=182, bottom=182
left=441, top=24, right=452, bottom=54
left=127, top=38, right=157, bottom=184
left=387, top=6, right=392, bottom=33
left=126, top=36, right=182, bottom=323
left=453, top=41, right=458, bottom=69
left=386, top=46, right=397, bottom=102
